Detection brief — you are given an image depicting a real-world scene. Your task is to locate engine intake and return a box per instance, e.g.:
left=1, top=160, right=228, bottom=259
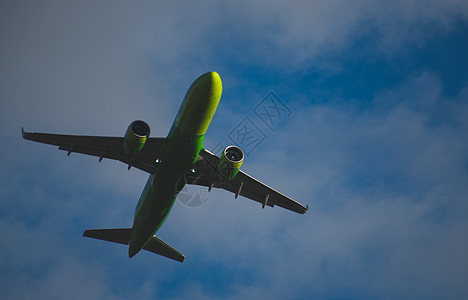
left=217, top=145, right=244, bottom=181
left=123, top=120, right=151, bottom=155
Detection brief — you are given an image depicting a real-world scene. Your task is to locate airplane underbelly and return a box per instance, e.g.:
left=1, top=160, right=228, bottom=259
left=130, top=177, right=177, bottom=254
left=130, top=131, right=204, bottom=253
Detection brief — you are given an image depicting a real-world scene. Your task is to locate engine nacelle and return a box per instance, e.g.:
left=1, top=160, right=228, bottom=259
left=123, top=120, right=151, bottom=155
left=217, top=145, right=244, bottom=181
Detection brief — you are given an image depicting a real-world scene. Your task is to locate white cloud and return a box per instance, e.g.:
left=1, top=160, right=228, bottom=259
left=1, top=1, right=468, bottom=299
left=252, top=73, right=468, bottom=297
left=162, top=72, right=468, bottom=298
left=3, top=0, right=468, bottom=137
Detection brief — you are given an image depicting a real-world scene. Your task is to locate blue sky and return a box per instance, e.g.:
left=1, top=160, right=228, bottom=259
left=1, top=1, right=468, bottom=299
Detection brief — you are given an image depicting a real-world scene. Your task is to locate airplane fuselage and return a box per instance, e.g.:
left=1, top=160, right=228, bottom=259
left=128, top=72, right=222, bottom=257
left=22, top=70, right=308, bottom=262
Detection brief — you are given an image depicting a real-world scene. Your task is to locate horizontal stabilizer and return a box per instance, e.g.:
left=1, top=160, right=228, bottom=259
left=83, top=228, right=185, bottom=262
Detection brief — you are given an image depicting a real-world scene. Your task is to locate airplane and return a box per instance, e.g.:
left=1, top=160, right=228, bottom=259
left=22, top=71, right=308, bottom=263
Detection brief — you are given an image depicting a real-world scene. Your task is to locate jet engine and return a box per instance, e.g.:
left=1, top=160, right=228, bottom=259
left=217, top=145, right=244, bottom=181
left=123, top=120, right=151, bottom=155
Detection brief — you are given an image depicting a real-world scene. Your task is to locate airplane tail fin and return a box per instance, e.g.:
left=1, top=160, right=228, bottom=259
left=83, top=228, right=185, bottom=263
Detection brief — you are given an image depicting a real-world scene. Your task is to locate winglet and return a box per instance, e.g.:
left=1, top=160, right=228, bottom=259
left=21, top=127, right=33, bottom=140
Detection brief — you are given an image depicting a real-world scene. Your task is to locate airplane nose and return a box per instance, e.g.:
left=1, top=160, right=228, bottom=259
left=197, top=71, right=220, bottom=82
left=174, top=71, right=223, bottom=136
left=189, top=71, right=222, bottom=101
left=199, top=71, right=220, bottom=81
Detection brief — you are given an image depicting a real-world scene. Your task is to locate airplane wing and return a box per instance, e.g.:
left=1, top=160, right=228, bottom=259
left=22, top=128, right=165, bottom=174
left=187, top=149, right=308, bottom=214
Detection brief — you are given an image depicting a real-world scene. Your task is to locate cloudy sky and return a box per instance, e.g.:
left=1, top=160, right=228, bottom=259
left=1, top=1, right=468, bottom=299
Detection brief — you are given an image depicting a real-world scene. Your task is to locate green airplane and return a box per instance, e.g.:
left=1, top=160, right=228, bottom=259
left=22, top=72, right=308, bottom=262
